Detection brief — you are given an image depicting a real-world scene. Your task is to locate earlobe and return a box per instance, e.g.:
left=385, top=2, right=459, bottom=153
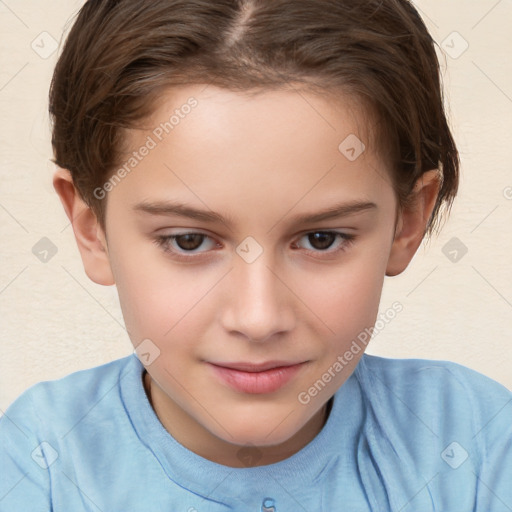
left=53, top=167, right=115, bottom=286
left=386, top=170, right=440, bottom=277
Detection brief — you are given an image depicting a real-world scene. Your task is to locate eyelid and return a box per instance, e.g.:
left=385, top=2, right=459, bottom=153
left=155, top=231, right=218, bottom=250
left=292, top=231, right=355, bottom=256
left=153, top=234, right=220, bottom=264
left=154, top=229, right=355, bottom=261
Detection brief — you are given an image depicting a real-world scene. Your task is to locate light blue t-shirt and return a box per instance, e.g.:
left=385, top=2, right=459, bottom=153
left=1, top=353, right=511, bottom=511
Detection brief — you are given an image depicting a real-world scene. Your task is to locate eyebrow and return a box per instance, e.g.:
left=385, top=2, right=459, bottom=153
left=133, top=199, right=377, bottom=227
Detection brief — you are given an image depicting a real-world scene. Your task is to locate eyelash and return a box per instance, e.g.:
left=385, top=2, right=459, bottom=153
left=153, top=231, right=355, bottom=261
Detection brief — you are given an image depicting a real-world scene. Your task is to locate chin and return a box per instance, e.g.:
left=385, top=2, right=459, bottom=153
left=212, top=414, right=307, bottom=449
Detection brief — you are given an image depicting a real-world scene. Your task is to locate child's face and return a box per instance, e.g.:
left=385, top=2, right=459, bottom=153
left=81, top=84, right=411, bottom=460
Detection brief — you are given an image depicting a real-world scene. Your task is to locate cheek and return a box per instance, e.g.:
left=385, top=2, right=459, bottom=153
left=108, top=236, right=217, bottom=344
left=290, top=251, right=388, bottom=406
left=295, top=248, right=388, bottom=342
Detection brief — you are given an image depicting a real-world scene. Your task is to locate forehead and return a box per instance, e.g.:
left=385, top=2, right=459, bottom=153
left=111, top=84, right=393, bottom=210
left=126, top=84, right=385, bottom=159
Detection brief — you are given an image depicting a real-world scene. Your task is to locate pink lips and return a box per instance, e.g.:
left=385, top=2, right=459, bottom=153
left=208, top=361, right=306, bottom=394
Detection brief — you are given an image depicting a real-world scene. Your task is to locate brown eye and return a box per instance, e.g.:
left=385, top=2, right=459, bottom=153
left=154, top=232, right=216, bottom=255
left=174, top=233, right=205, bottom=251
left=308, top=232, right=336, bottom=250
left=292, top=231, right=355, bottom=257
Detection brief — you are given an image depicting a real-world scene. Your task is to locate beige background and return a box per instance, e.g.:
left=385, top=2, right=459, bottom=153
left=1, top=0, right=511, bottom=410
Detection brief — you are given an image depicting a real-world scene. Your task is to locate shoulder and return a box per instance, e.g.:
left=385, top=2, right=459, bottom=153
left=0, top=355, right=143, bottom=507
left=10, top=354, right=136, bottom=405
left=352, top=354, right=512, bottom=509
left=358, top=353, right=512, bottom=409
left=356, top=353, right=512, bottom=459
left=1, top=354, right=139, bottom=438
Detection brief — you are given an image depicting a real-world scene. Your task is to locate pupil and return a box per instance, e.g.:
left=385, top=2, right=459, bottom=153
left=177, top=234, right=203, bottom=250
left=309, top=232, right=334, bottom=250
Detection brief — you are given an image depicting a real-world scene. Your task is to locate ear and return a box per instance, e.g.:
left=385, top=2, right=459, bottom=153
left=386, top=169, right=440, bottom=277
left=53, top=167, right=115, bottom=286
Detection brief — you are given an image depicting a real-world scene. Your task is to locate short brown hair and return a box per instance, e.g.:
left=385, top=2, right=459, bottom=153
left=49, top=0, right=459, bottom=235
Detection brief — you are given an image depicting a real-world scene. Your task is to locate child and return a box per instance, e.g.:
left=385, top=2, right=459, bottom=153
left=1, top=0, right=511, bottom=510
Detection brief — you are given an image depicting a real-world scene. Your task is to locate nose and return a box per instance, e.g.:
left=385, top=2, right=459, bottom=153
left=220, top=254, right=296, bottom=343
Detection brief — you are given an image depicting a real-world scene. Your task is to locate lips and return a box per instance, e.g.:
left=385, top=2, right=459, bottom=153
left=212, top=361, right=302, bottom=372
left=208, top=360, right=307, bottom=394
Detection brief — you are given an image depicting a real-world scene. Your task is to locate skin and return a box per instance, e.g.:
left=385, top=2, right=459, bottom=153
left=53, top=84, right=439, bottom=468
